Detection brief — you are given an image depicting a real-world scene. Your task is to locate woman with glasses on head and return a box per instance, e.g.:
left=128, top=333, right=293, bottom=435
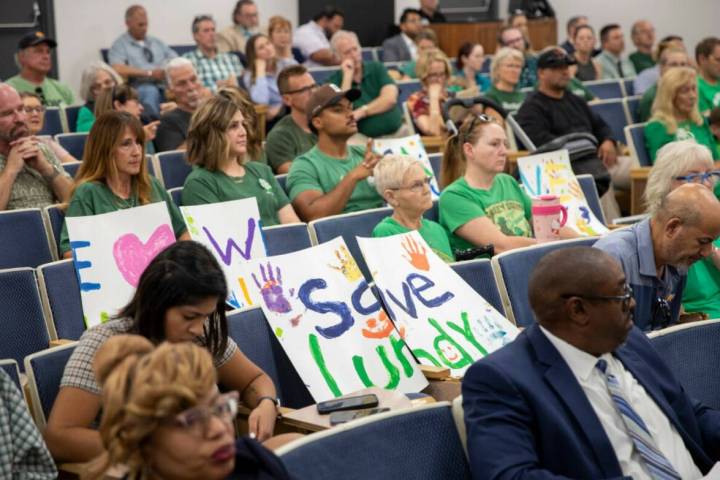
left=95, top=85, right=160, bottom=154
left=372, top=154, right=454, bottom=262
left=76, top=61, right=122, bottom=132
left=645, top=66, right=720, bottom=163
left=45, top=241, right=287, bottom=466
left=19, top=91, right=77, bottom=163
left=645, top=140, right=720, bottom=320
left=406, top=48, right=454, bottom=137
left=482, top=47, right=526, bottom=115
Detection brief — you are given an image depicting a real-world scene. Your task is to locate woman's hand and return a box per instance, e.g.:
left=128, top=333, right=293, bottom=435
left=143, top=120, right=160, bottom=141
left=255, top=58, right=267, bottom=78
left=247, top=399, right=277, bottom=442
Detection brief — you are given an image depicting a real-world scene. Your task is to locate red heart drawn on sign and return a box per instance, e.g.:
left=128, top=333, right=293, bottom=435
left=113, top=224, right=175, bottom=287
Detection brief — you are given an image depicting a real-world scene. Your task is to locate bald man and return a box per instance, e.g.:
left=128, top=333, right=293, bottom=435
left=630, top=20, right=656, bottom=74
left=595, top=183, right=720, bottom=331
left=463, top=247, right=720, bottom=479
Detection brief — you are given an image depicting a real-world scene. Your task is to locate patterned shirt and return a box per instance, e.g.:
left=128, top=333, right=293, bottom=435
left=184, top=48, right=244, bottom=92
left=61, top=317, right=238, bottom=395
left=0, top=143, right=70, bottom=210
left=0, top=370, right=57, bottom=478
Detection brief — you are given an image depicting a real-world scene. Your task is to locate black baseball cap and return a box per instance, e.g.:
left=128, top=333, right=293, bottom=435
left=537, top=49, right=577, bottom=69
left=18, top=31, right=57, bottom=50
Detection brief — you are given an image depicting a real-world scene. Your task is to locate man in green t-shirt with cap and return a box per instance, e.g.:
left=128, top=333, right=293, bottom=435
left=696, top=37, right=720, bottom=115
left=287, top=83, right=384, bottom=221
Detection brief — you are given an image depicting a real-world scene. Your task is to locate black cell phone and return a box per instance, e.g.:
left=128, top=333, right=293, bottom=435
left=329, top=407, right=390, bottom=425
left=316, top=394, right=379, bottom=414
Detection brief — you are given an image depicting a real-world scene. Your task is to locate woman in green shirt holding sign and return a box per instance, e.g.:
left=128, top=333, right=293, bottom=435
left=182, top=96, right=300, bottom=226
left=644, top=67, right=720, bottom=163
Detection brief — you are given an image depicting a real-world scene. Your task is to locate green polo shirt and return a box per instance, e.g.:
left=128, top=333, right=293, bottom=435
left=372, top=216, right=455, bottom=262
left=644, top=119, right=720, bottom=163
left=6, top=75, right=74, bottom=107
left=265, top=115, right=317, bottom=173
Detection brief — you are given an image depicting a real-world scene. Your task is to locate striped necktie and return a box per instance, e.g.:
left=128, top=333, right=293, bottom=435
left=596, top=359, right=681, bottom=480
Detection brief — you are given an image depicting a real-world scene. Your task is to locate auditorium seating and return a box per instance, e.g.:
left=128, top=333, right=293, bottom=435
left=623, top=95, right=642, bottom=124
left=39, top=107, right=64, bottom=136
left=62, top=105, right=82, bottom=132
left=583, top=79, right=624, bottom=100
left=55, top=132, right=88, bottom=160
left=262, top=222, right=312, bottom=256
left=590, top=98, right=629, bottom=144
left=152, top=150, right=192, bottom=189
left=62, top=160, right=81, bottom=178
left=0, top=359, right=21, bottom=391
left=308, top=67, right=340, bottom=84
left=625, top=122, right=652, bottom=167
left=37, top=259, right=85, bottom=341
left=576, top=174, right=606, bottom=225
left=24, top=342, right=77, bottom=428
left=0, top=208, right=55, bottom=269
left=449, top=258, right=505, bottom=315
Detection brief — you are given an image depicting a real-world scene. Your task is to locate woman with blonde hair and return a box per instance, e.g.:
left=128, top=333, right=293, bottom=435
left=182, top=96, right=300, bottom=226
left=268, top=16, right=295, bottom=63
left=644, top=66, right=719, bottom=162
left=88, top=334, right=291, bottom=479
left=372, top=154, right=454, bottom=262
left=58, top=111, right=187, bottom=257
left=482, top=47, right=526, bottom=115
left=406, top=48, right=454, bottom=136
left=76, top=61, right=122, bottom=132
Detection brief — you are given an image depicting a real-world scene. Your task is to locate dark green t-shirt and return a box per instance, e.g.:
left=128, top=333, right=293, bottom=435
left=286, top=145, right=384, bottom=213
left=265, top=115, right=317, bottom=172
left=483, top=86, right=526, bottom=115
left=439, top=174, right=533, bottom=251
left=644, top=119, right=720, bottom=163
left=327, top=61, right=403, bottom=137
left=629, top=51, right=655, bottom=74
left=372, top=216, right=455, bottom=262
left=181, top=161, right=289, bottom=227
left=568, top=77, right=595, bottom=102
left=60, top=176, right=186, bottom=254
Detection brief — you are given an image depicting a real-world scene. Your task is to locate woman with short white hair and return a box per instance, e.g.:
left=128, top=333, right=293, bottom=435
left=482, top=47, right=526, bottom=114
left=645, top=140, right=720, bottom=318
left=372, top=154, right=455, bottom=262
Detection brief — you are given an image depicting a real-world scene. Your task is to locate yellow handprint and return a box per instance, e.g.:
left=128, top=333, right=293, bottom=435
left=328, top=245, right=362, bottom=282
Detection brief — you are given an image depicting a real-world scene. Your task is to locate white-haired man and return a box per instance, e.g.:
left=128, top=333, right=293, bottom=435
left=154, top=58, right=203, bottom=152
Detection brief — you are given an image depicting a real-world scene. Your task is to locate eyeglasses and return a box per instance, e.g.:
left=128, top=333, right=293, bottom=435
left=651, top=295, right=672, bottom=330
left=424, top=72, right=448, bottom=81
left=34, top=87, right=47, bottom=106
left=562, top=284, right=634, bottom=312
left=390, top=176, right=433, bottom=193
left=283, top=83, right=318, bottom=95
left=171, top=391, right=239, bottom=437
left=23, top=106, right=45, bottom=114
left=142, top=46, right=154, bottom=63
left=673, top=170, right=720, bottom=185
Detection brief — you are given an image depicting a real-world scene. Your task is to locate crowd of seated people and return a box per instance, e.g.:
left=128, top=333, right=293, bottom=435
left=6, top=4, right=720, bottom=479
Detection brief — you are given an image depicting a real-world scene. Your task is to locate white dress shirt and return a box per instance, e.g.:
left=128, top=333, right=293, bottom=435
left=540, top=326, right=702, bottom=480
left=401, top=33, right=418, bottom=61
left=294, top=21, right=331, bottom=68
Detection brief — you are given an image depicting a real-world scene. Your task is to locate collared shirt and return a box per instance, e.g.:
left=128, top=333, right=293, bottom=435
left=593, top=219, right=685, bottom=331
left=294, top=21, right=331, bottom=68
left=0, top=143, right=69, bottom=210
left=401, top=33, right=418, bottom=60
left=183, top=48, right=244, bottom=91
left=634, top=65, right=659, bottom=96
left=540, top=326, right=702, bottom=480
left=108, top=32, right=177, bottom=71
left=596, top=50, right=637, bottom=80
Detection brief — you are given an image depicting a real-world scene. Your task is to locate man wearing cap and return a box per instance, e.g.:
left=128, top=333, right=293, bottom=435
left=286, top=84, right=384, bottom=221
left=6, top=32, right=74, bottom=107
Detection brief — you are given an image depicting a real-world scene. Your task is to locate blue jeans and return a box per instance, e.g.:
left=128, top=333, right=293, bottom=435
left=133, top=82, right=161, bottom=119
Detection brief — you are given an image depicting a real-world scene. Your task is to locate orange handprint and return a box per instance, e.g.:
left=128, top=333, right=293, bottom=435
left=401, top=235, right=430, bottom=271
left=362, top=310, right=405, bottom=339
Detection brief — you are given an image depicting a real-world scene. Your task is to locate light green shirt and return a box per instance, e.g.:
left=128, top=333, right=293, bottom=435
left=6, top=75, right=74, bottom=107
left=372, top=216, right=455, bottom=262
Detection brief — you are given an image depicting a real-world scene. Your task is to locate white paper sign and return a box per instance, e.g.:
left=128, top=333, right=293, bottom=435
left=372, top=134, right=441, bottom=198
left=180, top=198, right=267, bottom=309
left=359, top=232, right=519, bottom=377
left=517, top=149, right=609, bottom=236
left=244, top=237, right=428, bottom=402
left=67, top=203, right=175, bottom=328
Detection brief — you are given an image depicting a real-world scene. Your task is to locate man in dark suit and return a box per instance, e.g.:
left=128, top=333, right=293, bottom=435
left=382, top=9, right=423, bottom=62
left=463, top=247, right=720, bottom=480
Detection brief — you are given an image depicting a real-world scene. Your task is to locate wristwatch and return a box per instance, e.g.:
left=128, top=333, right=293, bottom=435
left=257, top=396, right=280, bottom=409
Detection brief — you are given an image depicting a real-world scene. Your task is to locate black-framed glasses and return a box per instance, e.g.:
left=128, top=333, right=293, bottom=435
left=562, top=284, right=634, bottom=312
left=142, top=46, right=154, bottom=63
left=674, top=170, right=720, bottom=185
left=283, top=83, right=318, bottom=95
left=651, top=295, right=672, bottom=330
left=34, top=87, right=47, bottom=106
left=390, top=176, right=433, bottom=193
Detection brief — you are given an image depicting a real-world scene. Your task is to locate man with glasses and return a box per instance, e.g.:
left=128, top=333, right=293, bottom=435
left=0, top=84, right=72, bottom=211
left=265, top=65, right=318, bottom=173
left=286, top=84, right=384, bottom=221
left=696, top=37, right=720, bottom=115
left=216, top=0, right=261, bottom=54
left=595, top=183, right=720, bottom=331
left=6, top=31, right=74, bottom=107
left=108, top=5, right=177, bottom=119
left=498, top=25, right=537, bottom=89
left=463, top=246, right=720, bottom=479
left=183, top=15, right=244, bottom=93
left=382, top=9, right=424, bottom=63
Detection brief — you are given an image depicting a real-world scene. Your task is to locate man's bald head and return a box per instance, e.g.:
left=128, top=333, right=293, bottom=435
left=655, top=183, right=720, bottom=227
left=0, top=83, right=29, bottom=144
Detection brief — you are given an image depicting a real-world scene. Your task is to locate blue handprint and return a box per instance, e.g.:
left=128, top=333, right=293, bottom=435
left=253, top=262, right=292, bottom=314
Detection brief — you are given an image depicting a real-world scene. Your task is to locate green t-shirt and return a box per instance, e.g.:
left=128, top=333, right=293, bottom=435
left=326, top=61, right=403, bottom=137
left=638, top=83, right=657, bottom=123
left=181, top=161, right=289, bottom=227
left=644, top=119, right=720, bottom=163
left=482, top=86, right=526, bottom=115
left=76, top=106, right=95, bottom=133
left=59, top=176, right=185, bottom=254
left=372, top=216, right=455, bottom=262
left=568, top=77, right=595, bottom=102
left=6, top=75, right=74, bottom=107
left=683, top=238, right=720, bottom=319
left=400, top=60, right=417, bottom=79
left=698, top=76, right=720, bottom=114
left=629, top=51, right=655, bottom=74
left=265, top=115, right=317, bottom=173
left=439, top=174, right=533, bottom=251
left=287, top=145, right=384, bottom=213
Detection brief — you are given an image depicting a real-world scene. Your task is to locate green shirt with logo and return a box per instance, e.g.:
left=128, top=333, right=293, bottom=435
left=698, top=76, right=720, bottom=114
left=372, top=216, right=455, bottom=262
left=644, top=118, right=720, bottom=163
left=482, top=86, right=526, bottom=115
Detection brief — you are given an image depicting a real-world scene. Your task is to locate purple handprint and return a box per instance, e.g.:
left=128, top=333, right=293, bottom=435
left=253, top=262, right=292, bottom=314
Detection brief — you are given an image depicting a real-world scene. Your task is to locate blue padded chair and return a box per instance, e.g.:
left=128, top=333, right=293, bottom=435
left=63, top=160, right=81, bottom=178
left=492, top=237, right=598, bottom=326
left=170, top=44, right=195, bottom=56
left=227, top=307, right=313, bottom=408
left=63, top=105, right=82, bottom=132
left=167, top=186, right=183, bottom=207
left=0, top=208, right=54, bottom=269
left=425, top=200, right=439, bottom=222
left=292, top=47, right=306, bottom=64
left=622, top=78, right=635, bottom=97
left=0, top=359, right=21, bottom=391
left=0, top=268, right=51, bottom=370
left=55, top=132, right=88, bottom=160
left=24, top=342, right=76, bottom=428
left=309, top=67, right=340, bottom=84
left=376, top=47, right=385, bottom=62
left=152, top=150, right=192, bottom=189
left=428, top=153, right=441, bottom=180
left=623, top=95, right=641, bottom=125
left=146, top=154, right=156, bottom=176
left=37, top=259, right=85, bottom=341
left=309, top=207, right=393, bottom=280
left=42, top=205, right=64, bottom=258
left=361, top=47, right=377, bottom=62
left=583, top=79, right=624, bottom=100
left=576, top=173, right=606, bottom=225
left=277, top=402, right=471, bottom=480
left=262, top=223, right=312, bottom=256
left=590, top=98, right=627, bottom=144
left=276, top=174, right=288, bottom=195
left=450, top=259, right=505, bottom=316
left=397, top=80, right=421, bottom=106
left=39, top=107, right=64, bottom=136
left=649, top=320, right=720, bottom=410
left=625, top=123, right=651, bottom=167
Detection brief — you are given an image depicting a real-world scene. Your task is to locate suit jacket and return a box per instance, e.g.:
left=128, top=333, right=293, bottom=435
left=462, top=323, right=720, bottom=480
left=381, top=34, right=412, bottom=62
